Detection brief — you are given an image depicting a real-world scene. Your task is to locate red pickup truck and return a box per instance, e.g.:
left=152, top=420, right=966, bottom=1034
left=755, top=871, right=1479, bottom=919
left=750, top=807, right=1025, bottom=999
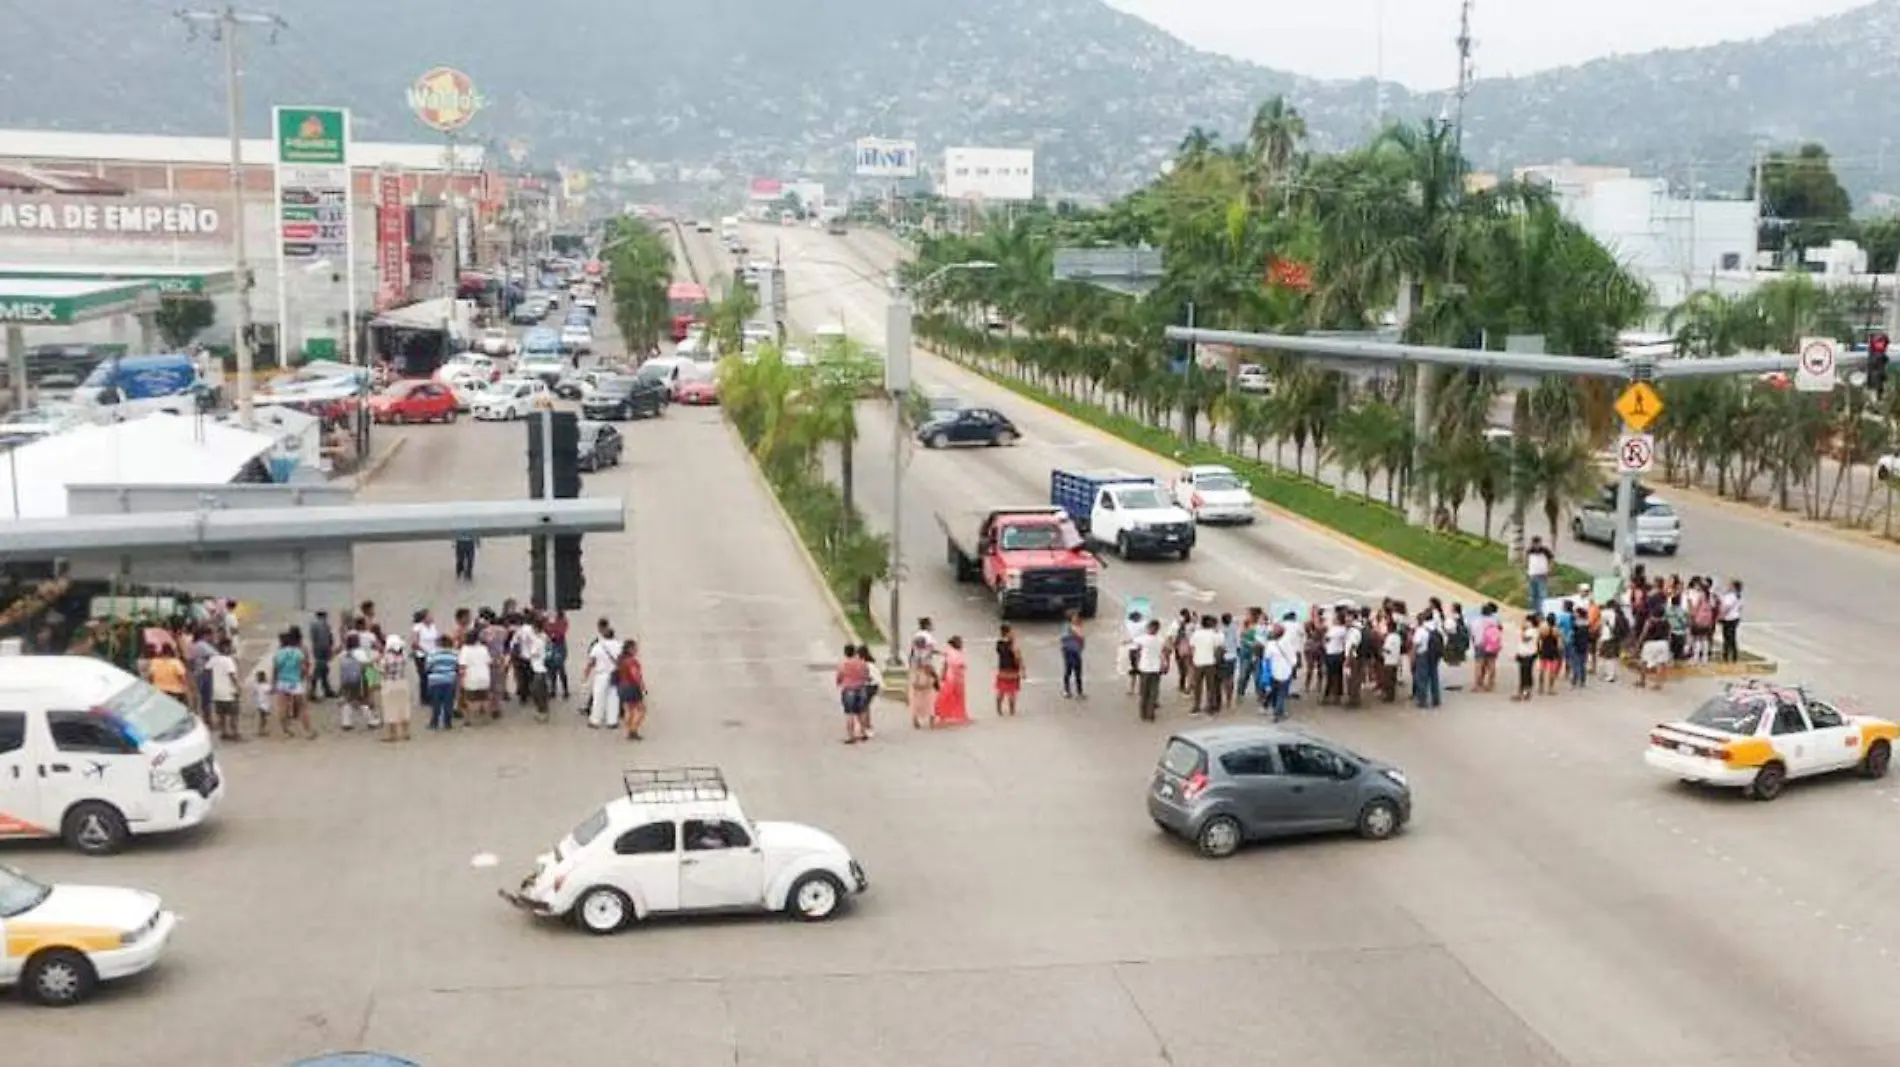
left=937, top=507, right=1101, bottom=619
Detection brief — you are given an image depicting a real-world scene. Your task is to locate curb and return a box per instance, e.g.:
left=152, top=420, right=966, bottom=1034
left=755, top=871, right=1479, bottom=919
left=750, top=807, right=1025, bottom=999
left=1635, top=471, right=1900, bottom=556
left=929, top=351, right=1499, bottom=609
left=1674, top=658, right=1779, bottom=678
left=353, top=435, right=408, bottom=491
left=721, top=417, right=857, bottom=646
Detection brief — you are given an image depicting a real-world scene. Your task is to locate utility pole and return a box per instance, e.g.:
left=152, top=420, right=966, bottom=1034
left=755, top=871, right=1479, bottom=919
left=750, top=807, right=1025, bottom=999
left=177, top=5, right=284, bottom=431
left=1450, top=0, right=1476, bottom=163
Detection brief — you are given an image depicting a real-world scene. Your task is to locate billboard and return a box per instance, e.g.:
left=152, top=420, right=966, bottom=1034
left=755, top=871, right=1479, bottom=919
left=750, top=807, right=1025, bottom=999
left=375, top=169, right=406, bottom=311
left=748, top=178, right=783, bottom=202
left=855, top=137, right=919, bottom=178
left=943, top=147, right=1034, bottom=202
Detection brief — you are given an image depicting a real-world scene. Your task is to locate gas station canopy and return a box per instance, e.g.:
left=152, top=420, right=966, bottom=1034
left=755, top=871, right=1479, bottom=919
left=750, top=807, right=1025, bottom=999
left=0, top=277, right=151, bottom=326
left=0, top=263, right=234, bottom=298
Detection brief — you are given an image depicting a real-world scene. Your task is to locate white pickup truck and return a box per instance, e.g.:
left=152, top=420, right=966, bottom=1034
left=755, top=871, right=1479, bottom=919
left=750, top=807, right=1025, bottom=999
left=1050, top=469, right=1196, bottom=561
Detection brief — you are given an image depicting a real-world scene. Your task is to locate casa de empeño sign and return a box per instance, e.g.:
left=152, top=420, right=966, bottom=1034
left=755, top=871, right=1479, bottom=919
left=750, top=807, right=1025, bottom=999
left=0, top=194, right=225, bottom=240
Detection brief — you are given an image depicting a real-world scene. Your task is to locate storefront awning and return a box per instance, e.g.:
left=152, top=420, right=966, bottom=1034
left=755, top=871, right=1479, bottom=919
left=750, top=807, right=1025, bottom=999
left=371, top=297, right=455, bottom=331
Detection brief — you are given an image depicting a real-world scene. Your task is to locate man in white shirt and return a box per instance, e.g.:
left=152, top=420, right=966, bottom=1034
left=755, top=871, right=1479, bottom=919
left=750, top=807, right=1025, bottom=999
left=1133, top=620, right=1166, bottom=721
left=457, top=636, right=493, bottom=720
left=411, top=610, right=440, bottom=705
left=1188, top=615, right=1225, bottom=714
left=1321, top=616, right=1348, bottom=705
left=1123, top=611, right=1146, bottom=695
left=518, top=617, right=551, bottom=721
left=1261, top=624, right=1295, bottom=721
left=1526, top=536, right=1554, bottom=613
left=207, top=639, right=241, bottom=741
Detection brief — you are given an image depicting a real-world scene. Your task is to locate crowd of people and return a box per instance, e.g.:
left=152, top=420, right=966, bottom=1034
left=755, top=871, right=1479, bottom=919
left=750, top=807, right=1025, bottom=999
left=136, top=598, right=657, bottom=745
left=832, top=558, right=1749, bottom=732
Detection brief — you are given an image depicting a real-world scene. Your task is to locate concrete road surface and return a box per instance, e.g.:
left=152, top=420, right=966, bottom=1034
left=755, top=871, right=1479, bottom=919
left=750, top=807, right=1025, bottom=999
left=669, top=220, right=1900, bottom=1067
left=753, top=224, right=1900, bottom=691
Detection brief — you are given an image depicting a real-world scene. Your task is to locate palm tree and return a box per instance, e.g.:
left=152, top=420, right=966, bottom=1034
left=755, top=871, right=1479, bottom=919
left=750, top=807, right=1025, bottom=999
left=1243, top=96, right=1307, bottom=207
left=801, top=377, right=862, bottom=522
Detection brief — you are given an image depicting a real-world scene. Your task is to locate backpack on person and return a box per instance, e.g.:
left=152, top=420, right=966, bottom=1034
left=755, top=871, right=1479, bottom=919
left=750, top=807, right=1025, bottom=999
left=1448, top=622, right=1470, bottom=659
left=1479, top=619, right=1502, bottom=656
left=1426, top=627, right=1445, bottom=660
left=338, top=653, right=363, bottom=688
left=1692, top=598, right=1715, bottom=630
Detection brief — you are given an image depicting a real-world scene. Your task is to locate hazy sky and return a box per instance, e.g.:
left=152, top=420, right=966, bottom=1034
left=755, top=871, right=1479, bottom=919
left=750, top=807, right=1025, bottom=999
left=1105, top=0, right=1872, bottom=89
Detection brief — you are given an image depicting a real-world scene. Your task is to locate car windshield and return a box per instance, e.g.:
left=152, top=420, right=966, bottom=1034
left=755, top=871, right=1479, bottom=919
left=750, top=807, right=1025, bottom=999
left=633, top=365, right=669, bottom=384
left=596, top=378, right=636, bottom=396
left=1687, top=693, right=1767, bottom=736
left=1116, top=487, right=1167, bottom=510
left=103, top=677, right=198, bottom=744
left=1160, top=739, right=1206, bottom=777
left=0, top=865, right=52, bottom=918
left=1644, top=502, right=1676, bottom=517
left=999, top=525, right=1061, bottom=551
left=1196, top=474, right=1242, bottom=492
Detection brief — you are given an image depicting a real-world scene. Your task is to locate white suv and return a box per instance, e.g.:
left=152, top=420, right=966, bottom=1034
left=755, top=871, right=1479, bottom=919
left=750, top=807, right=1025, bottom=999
left=502, top=768, right=867, bottom=933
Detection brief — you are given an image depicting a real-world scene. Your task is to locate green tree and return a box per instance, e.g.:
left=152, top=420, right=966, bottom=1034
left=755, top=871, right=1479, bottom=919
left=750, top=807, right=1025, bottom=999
left=155, top=298, right=215, bottom=349
left=1749, top=143, right=1854, bottom=252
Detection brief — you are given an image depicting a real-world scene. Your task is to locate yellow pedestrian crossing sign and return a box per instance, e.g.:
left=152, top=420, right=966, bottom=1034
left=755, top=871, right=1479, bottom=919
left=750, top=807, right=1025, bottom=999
left=1614, top=382, right=1663, bottom=433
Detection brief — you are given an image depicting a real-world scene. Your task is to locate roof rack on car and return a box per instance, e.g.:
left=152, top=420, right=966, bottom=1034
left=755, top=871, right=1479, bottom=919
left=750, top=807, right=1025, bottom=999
left=622, top=766, right=728, bottom=804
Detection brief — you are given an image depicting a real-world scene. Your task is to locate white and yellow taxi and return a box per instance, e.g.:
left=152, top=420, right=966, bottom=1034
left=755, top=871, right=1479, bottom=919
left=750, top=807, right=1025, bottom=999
left=1645, top=681, right=1897, bottom=801
left=0, top=864, right=176, bottom=1005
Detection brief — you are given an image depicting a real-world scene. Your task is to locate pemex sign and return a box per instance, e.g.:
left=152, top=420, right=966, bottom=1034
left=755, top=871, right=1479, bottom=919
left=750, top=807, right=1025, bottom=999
left=407, top=67, right=483, bottom=133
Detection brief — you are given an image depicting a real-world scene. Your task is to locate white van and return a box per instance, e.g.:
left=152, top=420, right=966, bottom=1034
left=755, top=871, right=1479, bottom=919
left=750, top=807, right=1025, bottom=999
left=0, top=657, right=224, bottom=855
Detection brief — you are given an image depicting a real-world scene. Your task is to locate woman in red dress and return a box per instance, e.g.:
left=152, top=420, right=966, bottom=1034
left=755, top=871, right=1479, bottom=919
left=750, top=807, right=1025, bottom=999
left=933, top=636, right=971, bottom=727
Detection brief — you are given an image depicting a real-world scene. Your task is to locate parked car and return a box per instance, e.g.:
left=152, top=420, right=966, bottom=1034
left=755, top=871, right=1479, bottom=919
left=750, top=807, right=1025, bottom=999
left=582, top=374, right=667, bottom=421
left=1172, top=464, right=1256, bottom=524
left=577, top=421, right=624, bottom=471
left=916, top=407, right=1019, bottom=448
left=500, top=767, right=867, bottom=932
left=1571, top=483, right=1681, bottom=555
left=510, top=300, right=547, bottom=325
left=1236, top=363, right=1271, bottom=393
left=0, top=864, right=178, bottom=1004
left=446, top=375, right=493, bottom=412
left=554, top=368, right=611, bottom=401
left=436, top=353, right=501, bottom=383
left=1148, top=724, right=1412, bottom=859
left=471, top=377, right=553, bottom=421
left=560, top=324, right=594, bottom=356
left=369, top=380, right=458, bottom=424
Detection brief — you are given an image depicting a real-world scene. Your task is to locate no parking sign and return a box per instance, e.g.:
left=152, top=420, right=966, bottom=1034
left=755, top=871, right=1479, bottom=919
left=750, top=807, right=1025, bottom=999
left=1797, top=336, right=1838, bottom=393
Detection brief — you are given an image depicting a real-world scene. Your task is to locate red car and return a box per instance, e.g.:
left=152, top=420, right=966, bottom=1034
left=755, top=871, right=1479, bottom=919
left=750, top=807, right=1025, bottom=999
left=675, top=378, right=719, bottom=406
left=370, top=380, right=459, bottom=424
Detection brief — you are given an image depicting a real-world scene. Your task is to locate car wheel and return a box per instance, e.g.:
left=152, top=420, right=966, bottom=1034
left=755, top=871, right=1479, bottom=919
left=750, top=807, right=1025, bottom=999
left=787, top=871, right=846, bottom=921
left=1356, top=798, right=1402, bottom=840
left=1195, top=815, right=1242, bottom=859
left=391, top=412, right=406, bottom=425
left=61, top=801, right=128, bottom=855
left=929, top=432, right=948, bottom=449
left=993, top=430, right=1016, bottom=447
left=1747, top=761, right=1788, bottom=801
left=21, top=948, right=97, bottom=1006
left=1879, top=464, right=1894, bottom=483
left=1116, top=533, right=1131, bottom=560
left=1570, top=516, right=1586, bottom=542
left=1178, top=546, right=1192, bottom=562
left=1861, top=740, right=1892, bottom=779
left=575, top=886, right=633, bottom=934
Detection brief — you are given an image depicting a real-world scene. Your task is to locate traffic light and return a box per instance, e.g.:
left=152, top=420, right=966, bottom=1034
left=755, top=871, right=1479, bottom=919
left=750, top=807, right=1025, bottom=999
left=553, top=534, right=585, bottom=610
left=1869, top=333, right=1889, bottom=397
left=527, top=411, right=585, bottom=609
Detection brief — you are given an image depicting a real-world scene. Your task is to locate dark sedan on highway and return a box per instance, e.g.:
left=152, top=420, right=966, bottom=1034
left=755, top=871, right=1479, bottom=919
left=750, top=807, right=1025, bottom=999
left=581, top=374, right=667, bottom=421
left=577, top=421, right=623, bottom=471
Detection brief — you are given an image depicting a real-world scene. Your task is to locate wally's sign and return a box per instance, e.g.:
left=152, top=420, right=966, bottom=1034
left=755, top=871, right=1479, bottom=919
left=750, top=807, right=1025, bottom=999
left=0, top=195, right=224, bottom=240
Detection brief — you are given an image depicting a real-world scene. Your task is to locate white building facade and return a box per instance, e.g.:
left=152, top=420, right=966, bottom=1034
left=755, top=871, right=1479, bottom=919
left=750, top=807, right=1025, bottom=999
left=1519, top=163, right=1758, bottom=309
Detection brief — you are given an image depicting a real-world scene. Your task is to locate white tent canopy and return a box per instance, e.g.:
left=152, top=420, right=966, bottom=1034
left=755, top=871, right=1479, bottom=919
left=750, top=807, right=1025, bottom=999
left=0, top=412, right=275, bottom=520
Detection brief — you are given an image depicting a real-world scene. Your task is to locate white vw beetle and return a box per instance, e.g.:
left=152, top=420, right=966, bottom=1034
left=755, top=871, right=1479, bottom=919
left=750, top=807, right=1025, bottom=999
left=502, top=768, right=867, bottom=933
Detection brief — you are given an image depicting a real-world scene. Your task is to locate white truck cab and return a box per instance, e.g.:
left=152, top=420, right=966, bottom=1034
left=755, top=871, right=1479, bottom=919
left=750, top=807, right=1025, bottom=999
left=502, top=767, right=866, bottom=933
left=1052, top=469, right=1195, bottom=561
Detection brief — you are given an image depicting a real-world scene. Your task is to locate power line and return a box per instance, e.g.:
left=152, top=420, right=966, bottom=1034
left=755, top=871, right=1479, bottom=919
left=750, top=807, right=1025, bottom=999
left=174, top=5, right=286, bottom=430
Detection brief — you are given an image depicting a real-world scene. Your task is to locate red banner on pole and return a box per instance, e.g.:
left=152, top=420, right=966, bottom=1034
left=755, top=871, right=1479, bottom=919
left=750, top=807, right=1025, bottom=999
left=376, top=170, right=407, bottom=310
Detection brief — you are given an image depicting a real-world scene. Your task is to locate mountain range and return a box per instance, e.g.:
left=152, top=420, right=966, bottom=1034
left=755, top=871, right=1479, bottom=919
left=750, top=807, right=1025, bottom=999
left=1, top=0, right=1896, bottom=202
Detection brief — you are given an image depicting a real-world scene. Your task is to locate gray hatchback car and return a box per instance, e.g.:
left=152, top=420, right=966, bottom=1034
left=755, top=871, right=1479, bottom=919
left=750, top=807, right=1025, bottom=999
left=1147, top=724, right=1412, bottom=858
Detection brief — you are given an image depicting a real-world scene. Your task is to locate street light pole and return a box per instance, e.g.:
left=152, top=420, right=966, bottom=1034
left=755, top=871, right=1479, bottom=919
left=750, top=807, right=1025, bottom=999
left=177, top=5, right=284, bottom=431
left=881, top=260, right=995, bottom=667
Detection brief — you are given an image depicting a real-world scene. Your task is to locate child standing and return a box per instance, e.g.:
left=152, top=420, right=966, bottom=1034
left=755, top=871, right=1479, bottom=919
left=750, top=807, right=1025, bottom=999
left=250, top=668, right=273, bottom=736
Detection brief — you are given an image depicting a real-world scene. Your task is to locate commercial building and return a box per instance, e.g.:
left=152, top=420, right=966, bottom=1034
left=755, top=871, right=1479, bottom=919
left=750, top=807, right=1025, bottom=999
left=0, top=126, right=497, bottom=363
left=942, top=147, right=1035, bottom=202
left=1515, top=163, right=1759, bottom=308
